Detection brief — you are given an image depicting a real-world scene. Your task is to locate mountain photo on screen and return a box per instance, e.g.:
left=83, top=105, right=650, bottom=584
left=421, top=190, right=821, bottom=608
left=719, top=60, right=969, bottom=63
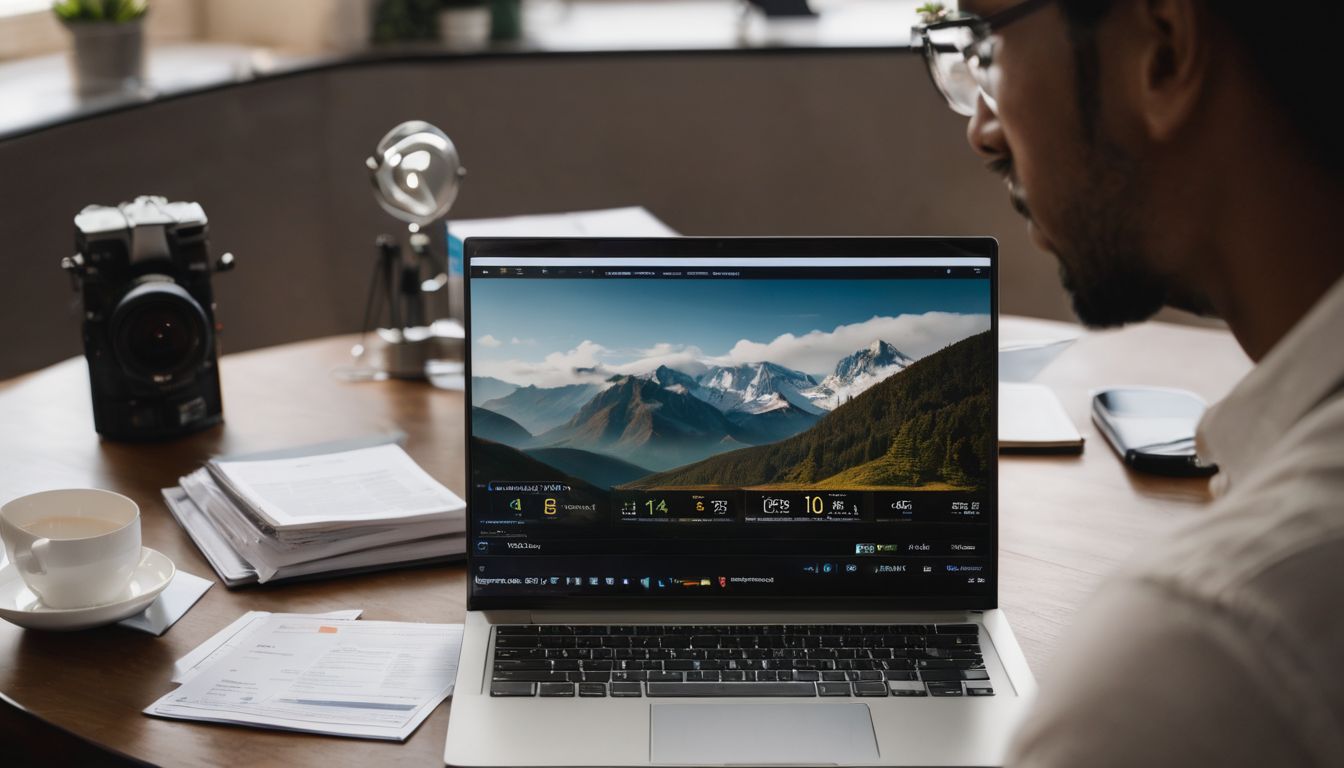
left=470, top=277, right=992, bottom=497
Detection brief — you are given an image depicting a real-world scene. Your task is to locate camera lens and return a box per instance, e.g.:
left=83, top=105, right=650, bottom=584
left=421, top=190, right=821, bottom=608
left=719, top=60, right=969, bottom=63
left=110, top=281, right=210, bottom=384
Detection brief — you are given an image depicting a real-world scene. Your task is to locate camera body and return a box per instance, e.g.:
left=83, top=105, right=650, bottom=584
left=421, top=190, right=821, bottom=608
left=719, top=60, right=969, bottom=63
left=64, top=196, right=233, bottom=441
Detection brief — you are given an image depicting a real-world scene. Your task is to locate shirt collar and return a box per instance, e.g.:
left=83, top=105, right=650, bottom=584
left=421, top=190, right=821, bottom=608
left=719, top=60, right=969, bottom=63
left=1197, top=274, right=1344, bottom=496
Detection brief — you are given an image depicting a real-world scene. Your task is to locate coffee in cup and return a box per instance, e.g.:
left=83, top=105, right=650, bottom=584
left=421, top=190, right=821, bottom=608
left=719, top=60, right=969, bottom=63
left=0, top=489, right=142, bottom=609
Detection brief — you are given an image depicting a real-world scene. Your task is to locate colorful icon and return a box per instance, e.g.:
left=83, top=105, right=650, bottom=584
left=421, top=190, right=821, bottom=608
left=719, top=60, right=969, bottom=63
left=640, top=577, right=651, bottom=589
left=589, top=577, right=599, bottom=586
left=822, top=563, right=834, bottom=574
left=718, top=577, right=727, bottom=588
left=605, top=577, right=615, bottom=586
left=657, top=579, right=666, bottom=588
left=508, top=498, right=522, bottom=512
left=699, top=578, right=711, bottom=587
left=543, top=498, right=557, bottom=516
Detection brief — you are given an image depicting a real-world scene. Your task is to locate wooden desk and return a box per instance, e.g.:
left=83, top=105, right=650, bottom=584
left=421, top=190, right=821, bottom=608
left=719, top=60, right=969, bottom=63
left=0, top=320, right=1252, bottom=766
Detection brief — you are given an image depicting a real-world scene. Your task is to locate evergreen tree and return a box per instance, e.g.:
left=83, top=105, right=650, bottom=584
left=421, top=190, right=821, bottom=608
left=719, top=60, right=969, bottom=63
left=885, top=422, right=920, bottom=485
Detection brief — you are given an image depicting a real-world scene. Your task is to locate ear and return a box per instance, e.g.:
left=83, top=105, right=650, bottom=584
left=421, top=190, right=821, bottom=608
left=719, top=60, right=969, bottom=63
left=1135, top=0, right=1210, bottom=142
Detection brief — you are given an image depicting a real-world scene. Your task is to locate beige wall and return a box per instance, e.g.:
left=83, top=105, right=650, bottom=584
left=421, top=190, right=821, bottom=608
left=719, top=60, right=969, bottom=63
left=201, top=0, right=373, bottom=53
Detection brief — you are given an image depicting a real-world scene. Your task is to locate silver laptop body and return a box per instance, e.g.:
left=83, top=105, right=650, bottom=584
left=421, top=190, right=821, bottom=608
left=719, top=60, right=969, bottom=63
left=446, top=238, right=1035, bottom=767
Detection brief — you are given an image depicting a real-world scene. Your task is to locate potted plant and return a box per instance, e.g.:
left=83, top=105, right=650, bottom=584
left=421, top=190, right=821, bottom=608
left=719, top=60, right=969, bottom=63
left=439, top=0, right=490, bottom=48
left=54, top=0, right=148, bottom=98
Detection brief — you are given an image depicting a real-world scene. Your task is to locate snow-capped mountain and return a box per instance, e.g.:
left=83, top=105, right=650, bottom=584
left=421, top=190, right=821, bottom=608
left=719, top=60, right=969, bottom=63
left=693, top=362, right=823, bottom=415
left=802, top=340, right=914, bottom=410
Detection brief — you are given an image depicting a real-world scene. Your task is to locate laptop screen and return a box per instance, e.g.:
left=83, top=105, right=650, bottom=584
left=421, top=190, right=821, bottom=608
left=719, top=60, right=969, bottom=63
left=466, top=238, right=996, bottom=610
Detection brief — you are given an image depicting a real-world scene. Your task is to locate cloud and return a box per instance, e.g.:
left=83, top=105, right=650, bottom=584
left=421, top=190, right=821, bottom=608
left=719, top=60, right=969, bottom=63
left=474, top=340, right=613, bottom=387
left=478, top=334, right=502, bottom=348
left=510, top=337, right=536, bottom=346
left=713, top=312, right=991, bottom=375
left=473, top=313, right=990, bottom=388
left=609, top=344, right=711, bottom=378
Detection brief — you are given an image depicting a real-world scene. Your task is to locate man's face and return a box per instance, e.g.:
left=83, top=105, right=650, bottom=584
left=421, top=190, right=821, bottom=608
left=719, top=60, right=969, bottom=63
left=959, top=0, right=1169, bottom=327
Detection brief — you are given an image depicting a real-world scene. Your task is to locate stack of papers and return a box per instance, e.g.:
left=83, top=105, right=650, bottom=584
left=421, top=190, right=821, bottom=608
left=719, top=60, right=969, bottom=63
left=146, top=611, right=464, bottom=740
left=162, top=436, right=467, bottom=586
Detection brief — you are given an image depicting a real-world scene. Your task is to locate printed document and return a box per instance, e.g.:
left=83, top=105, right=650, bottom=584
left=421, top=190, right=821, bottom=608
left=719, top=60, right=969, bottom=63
left=147, top=615, right=464, bottom=740
left=212, top=443, right=464, bottom=530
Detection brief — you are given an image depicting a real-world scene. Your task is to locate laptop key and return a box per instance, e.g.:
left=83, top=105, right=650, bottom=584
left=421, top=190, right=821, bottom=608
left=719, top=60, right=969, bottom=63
left=578, top=683, right=607, bottom=697
left=927, top=682, right=964, bottom=697
left=816, top=682, right=851, bottom=697
left=888, top=681, right=928, bottom=696
left=853, top=682, right=888, bottom=697
left=610, top=682, right=642, bottom=697
left=919, top=669, right=964, bottom=683
left=966, top=685, right=995, bottom=697
left=492, top=671, right=569, bottom=683
left=494, top=648, right=544, bottom=660
left=493, top=660, right=550, bottom=671
left=646, top=682, right=817, bottom=697
left=539, top=682, right=575, bottom=697
left=496, top=625, right=539, bottom=635
left=490, top=682, right=536, bottom=697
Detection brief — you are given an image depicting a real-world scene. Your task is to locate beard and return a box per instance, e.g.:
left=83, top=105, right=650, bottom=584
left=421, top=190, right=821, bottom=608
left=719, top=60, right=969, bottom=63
left=1044, top=141, right=1170, bottom=328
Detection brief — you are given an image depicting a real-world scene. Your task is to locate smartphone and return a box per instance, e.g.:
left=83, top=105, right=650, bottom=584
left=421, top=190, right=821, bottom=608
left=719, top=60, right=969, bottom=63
left=1091, top=387, right=1219, bottom=477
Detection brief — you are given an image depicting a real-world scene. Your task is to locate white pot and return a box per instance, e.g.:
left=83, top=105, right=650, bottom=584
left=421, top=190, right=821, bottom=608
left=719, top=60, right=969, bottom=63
left=64, top=19, right=146, bottom=98
left=439, top=6, right=491, bottom=48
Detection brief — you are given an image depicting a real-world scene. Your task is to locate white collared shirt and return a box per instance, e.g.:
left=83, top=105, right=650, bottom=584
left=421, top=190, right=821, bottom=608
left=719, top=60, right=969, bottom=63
left=1007, top=275, right=1344, bottom=767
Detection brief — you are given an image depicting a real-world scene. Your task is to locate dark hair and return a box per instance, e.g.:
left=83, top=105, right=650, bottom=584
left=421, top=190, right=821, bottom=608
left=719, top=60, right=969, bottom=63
left=1059, top=0, right=1344, bottom=175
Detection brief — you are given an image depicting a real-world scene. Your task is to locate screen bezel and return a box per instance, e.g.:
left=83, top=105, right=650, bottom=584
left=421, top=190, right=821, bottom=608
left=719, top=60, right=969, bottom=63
left=463, top=236, right=999, bottom=612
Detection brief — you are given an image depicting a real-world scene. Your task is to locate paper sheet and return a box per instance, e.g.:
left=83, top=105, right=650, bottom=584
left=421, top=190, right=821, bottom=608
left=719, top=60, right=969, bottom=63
left=172, top=609, right=364, bottom=684
left=150, top=615, right=463, bottom=741
left=446, top=205, right=678, bottom=241
left=118, top=571, right=213, bottom=636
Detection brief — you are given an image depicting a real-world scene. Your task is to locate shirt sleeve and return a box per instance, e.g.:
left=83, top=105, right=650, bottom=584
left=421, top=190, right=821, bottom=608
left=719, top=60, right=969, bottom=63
left=1006, top=576, right=1315, bottom=768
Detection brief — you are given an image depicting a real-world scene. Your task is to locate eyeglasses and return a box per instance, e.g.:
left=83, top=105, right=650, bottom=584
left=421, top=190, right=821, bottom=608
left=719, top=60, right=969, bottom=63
left=911, top=0, right=1055, bottom=116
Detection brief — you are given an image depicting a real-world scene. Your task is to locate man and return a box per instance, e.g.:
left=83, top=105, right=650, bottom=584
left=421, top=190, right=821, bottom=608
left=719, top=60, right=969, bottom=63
left=914, top=1, right=1344, bottom=765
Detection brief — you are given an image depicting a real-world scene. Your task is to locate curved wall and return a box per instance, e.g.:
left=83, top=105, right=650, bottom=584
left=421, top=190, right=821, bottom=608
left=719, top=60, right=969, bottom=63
left=0, top=50, right=1074, bottom=380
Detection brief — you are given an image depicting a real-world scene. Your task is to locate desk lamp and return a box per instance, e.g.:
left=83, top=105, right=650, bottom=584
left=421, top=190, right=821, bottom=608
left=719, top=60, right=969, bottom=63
left=347, top=120, right=467, bottom=382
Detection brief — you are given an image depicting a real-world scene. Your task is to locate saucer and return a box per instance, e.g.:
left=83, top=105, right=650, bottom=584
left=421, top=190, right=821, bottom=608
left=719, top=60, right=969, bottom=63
left=0, top=547, right=175, bottom=631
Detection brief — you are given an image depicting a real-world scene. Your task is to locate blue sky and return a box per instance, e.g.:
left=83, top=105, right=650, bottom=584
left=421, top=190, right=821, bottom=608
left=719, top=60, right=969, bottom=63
left=471, top=278, right=991, bottom=386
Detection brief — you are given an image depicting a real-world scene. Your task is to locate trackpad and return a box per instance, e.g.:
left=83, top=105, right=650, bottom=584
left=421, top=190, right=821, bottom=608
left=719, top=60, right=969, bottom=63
left=651, top=703, right=878, bottom=765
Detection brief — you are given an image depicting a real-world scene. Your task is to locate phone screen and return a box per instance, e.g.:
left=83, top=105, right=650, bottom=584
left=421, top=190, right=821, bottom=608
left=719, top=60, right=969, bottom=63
left=1093, top=388, right=1205, bottom=456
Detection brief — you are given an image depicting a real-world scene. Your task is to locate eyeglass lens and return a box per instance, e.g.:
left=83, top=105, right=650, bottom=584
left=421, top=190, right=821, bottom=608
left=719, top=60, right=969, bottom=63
left=922, top=26, right=990, bottom=117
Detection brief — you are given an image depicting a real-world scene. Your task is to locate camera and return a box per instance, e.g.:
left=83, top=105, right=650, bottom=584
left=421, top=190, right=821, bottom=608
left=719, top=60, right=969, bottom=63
left=62, top=196, right=235, bottom=441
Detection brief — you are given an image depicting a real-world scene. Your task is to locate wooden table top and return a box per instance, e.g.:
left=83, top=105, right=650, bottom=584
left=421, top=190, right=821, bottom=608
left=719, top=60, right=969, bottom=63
left=0, top=318, right=1252, bottom=767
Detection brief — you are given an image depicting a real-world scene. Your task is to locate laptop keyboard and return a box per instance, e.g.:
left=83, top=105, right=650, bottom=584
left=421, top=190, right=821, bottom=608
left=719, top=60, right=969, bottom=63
left=489, top=623, right=992, bottom=698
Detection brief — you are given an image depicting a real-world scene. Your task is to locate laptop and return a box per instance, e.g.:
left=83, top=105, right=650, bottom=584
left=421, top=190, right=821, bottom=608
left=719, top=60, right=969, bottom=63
left=445, top=237, right=1035, bottom=767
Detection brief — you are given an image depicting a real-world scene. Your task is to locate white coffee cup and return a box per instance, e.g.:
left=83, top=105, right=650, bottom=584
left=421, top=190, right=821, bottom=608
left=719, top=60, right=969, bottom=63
left=0, top=489, right=142, bottom=609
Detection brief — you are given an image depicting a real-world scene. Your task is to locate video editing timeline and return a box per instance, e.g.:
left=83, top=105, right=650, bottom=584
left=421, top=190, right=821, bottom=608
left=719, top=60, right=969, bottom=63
left=474, top=481, right=991, bottom=596
left=468, top=254, right=996, bottom=601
